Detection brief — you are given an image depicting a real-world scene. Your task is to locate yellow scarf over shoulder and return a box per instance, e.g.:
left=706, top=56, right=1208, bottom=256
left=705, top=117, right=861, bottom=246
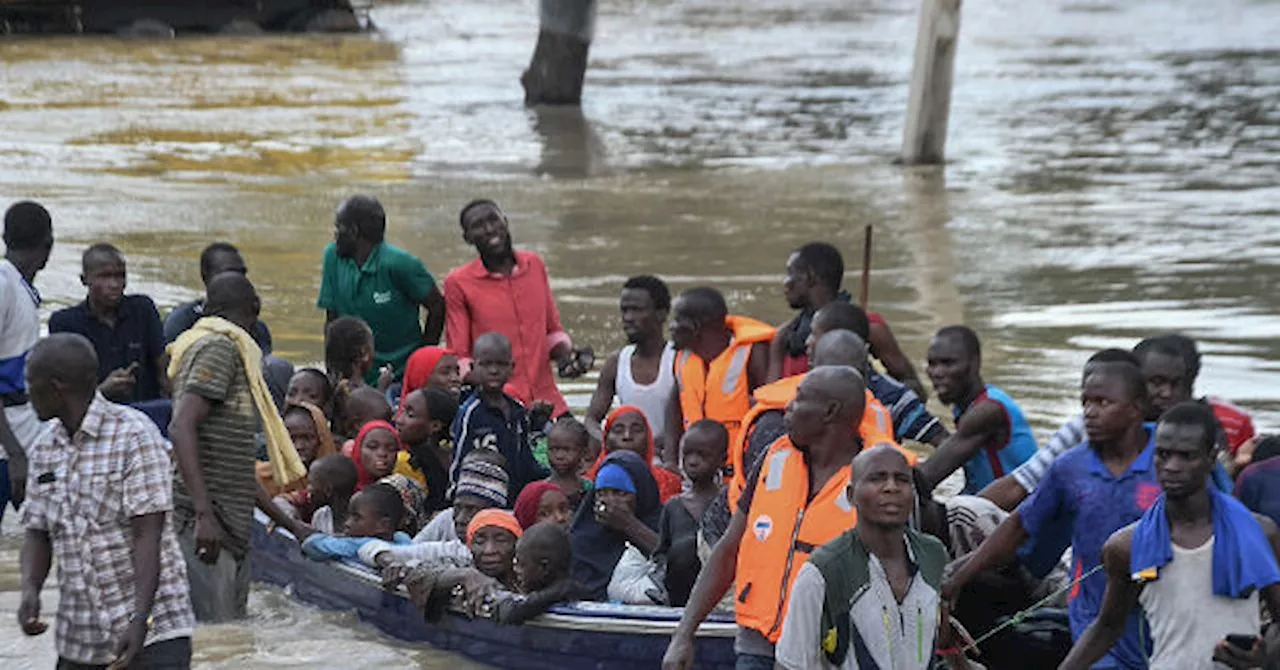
left=167, top=316, right=306, bottom=489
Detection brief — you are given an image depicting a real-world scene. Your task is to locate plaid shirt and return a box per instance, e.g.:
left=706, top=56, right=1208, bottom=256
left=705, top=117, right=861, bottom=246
left=21, top=394, right=195, bottom=664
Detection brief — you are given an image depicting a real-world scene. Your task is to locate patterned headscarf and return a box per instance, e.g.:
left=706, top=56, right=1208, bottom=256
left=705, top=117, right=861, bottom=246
left=378, top=473, right=429, bottom=536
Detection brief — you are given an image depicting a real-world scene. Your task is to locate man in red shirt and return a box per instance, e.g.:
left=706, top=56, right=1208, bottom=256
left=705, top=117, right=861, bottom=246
left=443, top=200, right=590, bottom=418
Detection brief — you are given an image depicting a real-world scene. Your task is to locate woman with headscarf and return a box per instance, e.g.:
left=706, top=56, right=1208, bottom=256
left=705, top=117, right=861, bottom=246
left=257, top=401, right=338, bottom=497
left=351, top=419, right=403, bottom=491
left=514, top=481, right=574, bottom=530
left=571, top=450, right=663, bottom=602
left=587, top=406, right=682, bottom=503
left=400, top=345, right=463, bottom=408
left=393, top=387, right=458, bottom=514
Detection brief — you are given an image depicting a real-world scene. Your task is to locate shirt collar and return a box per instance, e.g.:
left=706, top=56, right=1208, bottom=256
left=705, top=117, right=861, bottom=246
left=1087, top=425, right=1156, bottom=478
left=71, top=393, right=112, bottom=441
left=355, top=243, right=385, bottom=275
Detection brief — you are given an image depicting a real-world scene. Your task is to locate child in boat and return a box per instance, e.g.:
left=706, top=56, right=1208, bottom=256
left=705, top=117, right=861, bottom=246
left=273, top=453, right=358, bottom=531
left=257, top=402, right=338, bottom=497
left=326, top=315, right=377, bottom=392
left=400, top=345, right=464, bottom=405
left=571, top=451, right=663, bottom=604
left=299, top=482, right=412, bottom=562
left=451, top=332, right=549, bottom=502
left=338, top=387, right=393, bottom=449
left=544, top=416, right=592, bottom=509
left=654, top=419, right=728, bottom=607
left=287, top=367, right=334, bottom=419
left=588, top=406, right=682, bottom=503
left=394, top=387, right=458, bottom=514
left=514, top=481, right=574, bottom=530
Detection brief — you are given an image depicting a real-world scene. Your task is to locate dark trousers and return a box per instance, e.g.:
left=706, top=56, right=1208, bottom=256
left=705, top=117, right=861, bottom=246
left=57, top=637, right=192, bottom=670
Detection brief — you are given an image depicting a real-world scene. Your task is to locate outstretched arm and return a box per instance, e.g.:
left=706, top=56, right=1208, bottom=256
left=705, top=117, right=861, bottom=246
left=1059, top=529, right=1141, bottom=670
left=918, top=401, right=1005, bottom=491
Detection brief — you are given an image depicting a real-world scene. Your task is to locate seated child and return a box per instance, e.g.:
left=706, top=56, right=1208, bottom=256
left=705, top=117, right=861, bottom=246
left=350, top=419, right=402, bottom=491
left=394, top=387, right=459, bottom=513
left=257, top=402, right=337, bottom=497
left=588, top=406, right=682, bottom=503
left=654, top=419, right=728, bottom=607
left=326, top=315, right=379, bottom=392
left=544, top=417, right=592, bottom=509
left=274, top=454, right=358, bottom=533
left=401, top=345, right=464, bottom=404
left=400, top=513, right=584, bottom=625
left=514, top=481, right=574, bottom=530
left=570, top=451, right=663, bottom=604
left=299, top=482, right=412, bottom=562
left=379, top=472, right=430, bottom=537
left=339, top=387, right=393, bottom=448
left=287, top=367, right=334, bottom=419
left=451, top=332, right=549, bottom=502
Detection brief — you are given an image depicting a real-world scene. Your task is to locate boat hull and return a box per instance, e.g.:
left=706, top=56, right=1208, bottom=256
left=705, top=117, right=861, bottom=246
left=250, top=519, right=738, bottom=669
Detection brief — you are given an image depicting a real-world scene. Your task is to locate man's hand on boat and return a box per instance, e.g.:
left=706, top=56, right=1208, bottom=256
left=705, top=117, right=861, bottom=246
left=661, top=634, right=696, bottom=670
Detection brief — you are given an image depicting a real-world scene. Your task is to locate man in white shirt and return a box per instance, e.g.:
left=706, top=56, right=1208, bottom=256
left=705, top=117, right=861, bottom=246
left=585, top=275, right=677, bottom=466
left=0, top=200, right=54, bottom=523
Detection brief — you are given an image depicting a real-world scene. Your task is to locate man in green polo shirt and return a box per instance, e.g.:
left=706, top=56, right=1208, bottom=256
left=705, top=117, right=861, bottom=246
left=317, top=195, right=445, bottom=383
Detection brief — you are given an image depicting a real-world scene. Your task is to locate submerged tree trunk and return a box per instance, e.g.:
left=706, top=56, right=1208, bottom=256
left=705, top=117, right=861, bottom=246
left=521, top=0, right=596, bottom=106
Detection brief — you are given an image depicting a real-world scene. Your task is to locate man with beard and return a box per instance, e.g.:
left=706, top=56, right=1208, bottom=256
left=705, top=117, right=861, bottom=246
left=317, top=195, right=445, bottom=384
left=444, top=200, right=591, bottom=419
left=662, top=367, right=865, bottom=670
left=585, top=275, right=675, bottom=462
left=50, top=244, right=167, bottom=403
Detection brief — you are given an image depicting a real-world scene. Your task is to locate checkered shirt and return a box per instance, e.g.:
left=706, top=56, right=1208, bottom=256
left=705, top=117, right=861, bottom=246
left=21, top=394, right=195, bottom=664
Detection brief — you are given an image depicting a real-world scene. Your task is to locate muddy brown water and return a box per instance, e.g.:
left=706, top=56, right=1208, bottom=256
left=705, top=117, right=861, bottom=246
left=2, top=0, right=1279, bottom=666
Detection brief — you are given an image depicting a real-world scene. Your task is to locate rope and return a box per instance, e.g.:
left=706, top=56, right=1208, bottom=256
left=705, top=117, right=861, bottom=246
left=947, top=563, right=1105, bottom=657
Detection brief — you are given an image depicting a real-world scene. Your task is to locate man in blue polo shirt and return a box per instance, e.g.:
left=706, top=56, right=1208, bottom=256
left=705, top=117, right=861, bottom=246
left=0, top=200, right=54, bottom=523
left=317, top=195, right=444, bottom=384
left=943, top=361, right=1158, bottom=669
left=50, top=244, right=168, bottom=403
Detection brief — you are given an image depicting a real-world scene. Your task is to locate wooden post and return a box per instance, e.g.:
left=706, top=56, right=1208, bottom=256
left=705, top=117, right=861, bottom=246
left=901, top=0, right=961, bottom=165
left=521, top=0, right=596, bottom=106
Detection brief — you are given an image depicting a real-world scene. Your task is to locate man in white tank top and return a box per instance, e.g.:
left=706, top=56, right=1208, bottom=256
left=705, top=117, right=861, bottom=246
left=1061, top=402, right=1280, bottom=670
left=586, top=276, right=677, bottom=469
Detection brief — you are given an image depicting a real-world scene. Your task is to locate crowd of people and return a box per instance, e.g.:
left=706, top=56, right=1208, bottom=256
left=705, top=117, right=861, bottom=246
left=4, top=196, right=1279, bottom=670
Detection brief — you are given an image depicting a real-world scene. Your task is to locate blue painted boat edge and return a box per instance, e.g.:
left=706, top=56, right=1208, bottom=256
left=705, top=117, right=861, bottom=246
left=250, top=517, right=738, bottom=670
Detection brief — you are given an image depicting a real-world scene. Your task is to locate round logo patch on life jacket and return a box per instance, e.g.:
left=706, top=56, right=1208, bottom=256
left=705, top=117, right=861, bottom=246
left=752, top=514, right=773, bottom=542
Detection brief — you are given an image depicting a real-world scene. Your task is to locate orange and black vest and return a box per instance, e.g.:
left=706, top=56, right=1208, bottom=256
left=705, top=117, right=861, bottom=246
left=735, top=435, right=857, bottom=643
left=674, top=315, right=775, bottom=446
left=727, top=374, right=910, bottom=510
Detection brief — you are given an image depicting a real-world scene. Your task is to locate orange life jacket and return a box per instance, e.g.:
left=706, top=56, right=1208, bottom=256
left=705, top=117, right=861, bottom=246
left=735, top=435, right=857, bottom=642
left=727, top=374, right=911, bottom=510
left=674, top=315, right=775, bottom=446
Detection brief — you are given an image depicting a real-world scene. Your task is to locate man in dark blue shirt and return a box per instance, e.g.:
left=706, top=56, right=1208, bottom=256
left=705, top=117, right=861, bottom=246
left=49, top=244, right=167, bottom=403
left=943, top=361, right=1158, bottom=669
left=164, top=242, right=272, bottom=353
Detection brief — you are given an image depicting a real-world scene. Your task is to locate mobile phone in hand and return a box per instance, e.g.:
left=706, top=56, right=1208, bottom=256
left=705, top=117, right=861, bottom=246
left=1225, top=633, right=1258, bottom=651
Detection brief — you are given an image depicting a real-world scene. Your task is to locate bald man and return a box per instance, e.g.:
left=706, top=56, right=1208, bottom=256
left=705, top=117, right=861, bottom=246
left=776, top=445, right=948, bottom=670
left=663, top=367, right=865, bottom=670
left=19, top=334, right=195, bottom=668
left=168, top=271, right=273, bottom=622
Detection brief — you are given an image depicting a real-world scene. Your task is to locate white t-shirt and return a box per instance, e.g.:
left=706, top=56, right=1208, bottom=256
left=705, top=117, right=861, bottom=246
left=0, top=259, right=44, bottom=461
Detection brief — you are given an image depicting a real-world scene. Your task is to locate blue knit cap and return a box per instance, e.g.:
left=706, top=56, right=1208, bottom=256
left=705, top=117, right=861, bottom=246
left=594, top=463, right=636, bottom=494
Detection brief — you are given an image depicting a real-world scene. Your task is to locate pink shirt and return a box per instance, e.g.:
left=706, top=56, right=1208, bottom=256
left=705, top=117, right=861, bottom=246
left=444, top=251, right=571, bottom=416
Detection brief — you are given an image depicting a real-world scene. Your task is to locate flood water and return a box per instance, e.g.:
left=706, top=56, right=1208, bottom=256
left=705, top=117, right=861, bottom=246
left=3, top=0, right=1279, bottom=665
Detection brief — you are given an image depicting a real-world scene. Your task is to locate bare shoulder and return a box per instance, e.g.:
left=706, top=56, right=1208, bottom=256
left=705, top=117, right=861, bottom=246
left=1102, top=525, right=1136, bottom=570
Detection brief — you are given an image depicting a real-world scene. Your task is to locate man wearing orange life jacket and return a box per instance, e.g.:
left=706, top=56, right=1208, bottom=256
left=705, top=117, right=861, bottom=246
left=662, top=366, right=868, bottom=670
left=662, top=287, right=774, bottom=468
left=728, top=329, right=911, bottom=510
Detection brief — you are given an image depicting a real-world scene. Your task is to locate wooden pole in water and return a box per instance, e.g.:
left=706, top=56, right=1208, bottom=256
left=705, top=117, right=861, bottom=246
left=522, top=0, right=597, bottom=106
left=901, top=0, right=962, bottom=165
left=859, top=224, right=873, bottom=309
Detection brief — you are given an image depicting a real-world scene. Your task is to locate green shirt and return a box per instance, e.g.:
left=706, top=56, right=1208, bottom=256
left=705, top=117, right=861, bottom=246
left=317, top=241, right=437, bottom=382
